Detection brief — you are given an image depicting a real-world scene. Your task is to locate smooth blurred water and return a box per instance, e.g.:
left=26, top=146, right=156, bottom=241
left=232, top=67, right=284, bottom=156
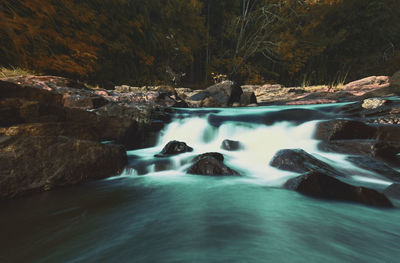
left=1, top=104, right=400, bottom=263
left=1, top=177, right=400, bottom=263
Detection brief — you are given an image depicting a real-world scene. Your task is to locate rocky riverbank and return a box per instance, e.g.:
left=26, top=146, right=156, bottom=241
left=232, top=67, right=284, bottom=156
left=1, top=70, right=400, bottom=200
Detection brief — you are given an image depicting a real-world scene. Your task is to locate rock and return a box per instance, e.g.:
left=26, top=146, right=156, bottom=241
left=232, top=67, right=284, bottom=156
left=188, top=91, right=209, bottom=102
left=201, top=96, right=221, bottom=107
left=319, top=139, right=400, bottom=162
left=239, top=93, right=255, bottom=105
left=362, top=98, right=387, bottom=109
left=62, top=93, right=108, bottom=110
left=314, top=120, right=377, bottom=141
left=0, top=98, right=23, bottom=126
left=0, top=122, right=99, bottom=141
left=221, top=139, right=242, bottom=151
left=254, top=84, right=283, bottom=97
left=240, top=91, right=257, bottom=105
left=390, top=70, right=400, bottom=87
left=344, top=76, right=390, bottom=96
left=156, top=140, right=193, bottom=156
left=187, top=152, right=240, bottom=176
left=285, top=99, right=337, bottom=105
left=0, top=136, right=127, bottom=198
left=346, top=156, right=400, bottom=182
left=270, top=149, right=342, bottom=176
left=376, top=125, right=400, bottom=141
left=241, top=85, right=260, bottom=93
left=175, top=87, right=193, bottom=100
left=0, top=80, right=63, bottom=107
left=192, top=152, right=224, bottom=162
left=288, top=88, right=306, bottom=94
left=318, top=140, right=377, bottom=156
left=205, top=80, right=243, bottom=106
left=384, top=184, right=400, bottom=200
left=284, top=171, right=392, bottom=207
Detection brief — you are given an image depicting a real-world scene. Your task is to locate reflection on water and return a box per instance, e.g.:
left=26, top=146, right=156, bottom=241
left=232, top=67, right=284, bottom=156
left=1, top=176, right=400, bottom=263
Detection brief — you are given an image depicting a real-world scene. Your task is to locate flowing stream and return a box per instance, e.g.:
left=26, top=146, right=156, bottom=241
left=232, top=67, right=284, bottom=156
left=1, top=103, right=400, bottom=262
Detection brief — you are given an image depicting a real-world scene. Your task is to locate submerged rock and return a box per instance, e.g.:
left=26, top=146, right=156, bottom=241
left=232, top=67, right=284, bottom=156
left=187, top=152, right=240, bottom=176
left=0, top=136, right=127, bottom=198
left=270, top=149, right=342, bottom=176
left=156, top=140, right=193, bottom=156
left=221, top=139, right=242, bottom=151
left=284, top=171, right=392, bottom=207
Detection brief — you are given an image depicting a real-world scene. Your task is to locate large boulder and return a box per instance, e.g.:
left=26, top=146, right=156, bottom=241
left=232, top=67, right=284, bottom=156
left=314, top=119, right=377, bottom=141
left=270, top=149, right=343, bottom=176
left=284, top=171, right=392, bottom=207
left=0, top=136, right=127, bottom=198
left=205, top=80, right=243, bottom=106
left=187, top=152, right=240, bottom=176
left=156, top=140, right=193, bottom=157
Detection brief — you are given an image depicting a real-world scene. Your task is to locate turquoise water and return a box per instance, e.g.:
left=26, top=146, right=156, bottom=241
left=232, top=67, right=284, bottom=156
left=1, top=103, right=400, bottom=262
left=1, top=176, right=400, bottom=263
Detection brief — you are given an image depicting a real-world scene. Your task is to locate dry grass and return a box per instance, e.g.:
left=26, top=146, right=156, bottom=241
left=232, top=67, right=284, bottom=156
left=0, top=67, right=36, bottom=78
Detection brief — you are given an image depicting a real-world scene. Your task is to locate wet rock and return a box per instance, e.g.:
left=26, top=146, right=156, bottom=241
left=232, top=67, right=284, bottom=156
left=314, top=119, right=377, bottom=141
left=187, top=152, right=239, bottom=176
left=221, top=139, right=242, bottom=151
left=318, top=140, right=376, bottom=156
left=156, top=140, right=193, bottom=156
left=270, top=149, right=343, bottom=176
left=376, top=125, right=400, bottom=142
left=318, top=140, right=400, bottom=165
left=192, top=152, right=224, bottom=162
left=284, top=171, right=392, bottom=207
left=384, top=184, right=400, bottom=200
left=0, top=136, right=127, bottom=198
left=346, top=156, right=400, bottom=182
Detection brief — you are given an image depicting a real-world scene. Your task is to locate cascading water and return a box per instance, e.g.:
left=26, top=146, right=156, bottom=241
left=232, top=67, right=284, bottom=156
left=124, top=104, right=392, bottom=187
left=1, top=103, right=400, bottom=263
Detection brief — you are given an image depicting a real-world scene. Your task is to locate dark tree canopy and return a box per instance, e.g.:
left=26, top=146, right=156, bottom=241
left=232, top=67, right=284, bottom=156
left=0, top=0, right=399, bottom=86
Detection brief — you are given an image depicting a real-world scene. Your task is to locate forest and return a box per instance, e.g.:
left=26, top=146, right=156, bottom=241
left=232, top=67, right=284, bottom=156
left=1, top=0, right=400, bottom=87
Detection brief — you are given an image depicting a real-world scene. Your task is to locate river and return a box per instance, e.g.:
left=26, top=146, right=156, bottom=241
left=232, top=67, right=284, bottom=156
left=1, top=103, right=400, bottom=262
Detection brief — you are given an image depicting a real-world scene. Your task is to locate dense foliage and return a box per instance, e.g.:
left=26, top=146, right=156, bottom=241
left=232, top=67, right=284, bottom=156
left=1, top=0, right=399, bottom=86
